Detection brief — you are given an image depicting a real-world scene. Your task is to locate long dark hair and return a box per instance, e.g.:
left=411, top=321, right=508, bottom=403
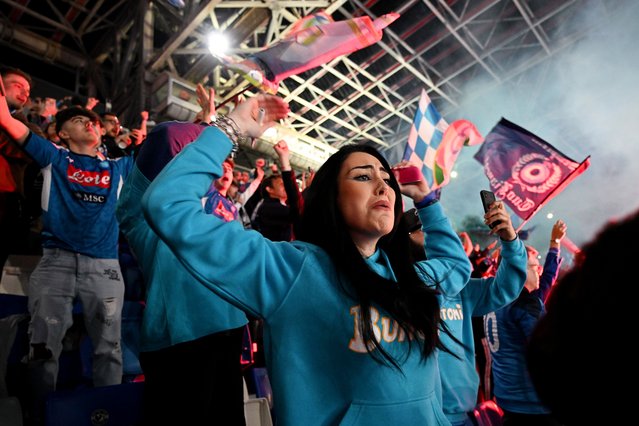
left=297, top=144, right=444, bottom=369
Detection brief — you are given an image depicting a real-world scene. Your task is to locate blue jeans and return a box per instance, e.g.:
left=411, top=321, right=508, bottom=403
left=27, top=248, right=124, bottom=398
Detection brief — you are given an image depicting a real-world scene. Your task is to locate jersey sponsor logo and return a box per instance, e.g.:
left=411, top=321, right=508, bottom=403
left=73, top=191, right=106, bottom=204
left=348, top=305, right=410, bottom=353
left=67, top=164, right=111, bottom=188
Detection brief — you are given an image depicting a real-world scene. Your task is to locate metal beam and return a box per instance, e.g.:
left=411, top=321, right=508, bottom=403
left=149, top=0, right=222, bottom=71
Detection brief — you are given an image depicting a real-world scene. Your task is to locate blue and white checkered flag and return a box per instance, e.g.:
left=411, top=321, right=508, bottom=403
left=402, top=89, right=483, bottom=189
left=402, top=89, right=449, bottom=188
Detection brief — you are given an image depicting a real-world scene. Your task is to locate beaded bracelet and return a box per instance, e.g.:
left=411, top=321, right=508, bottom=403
left=210, top=115, right=246, bottom=157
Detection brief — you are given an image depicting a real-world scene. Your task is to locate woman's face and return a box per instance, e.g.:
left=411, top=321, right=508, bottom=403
left=337, top=152, right=396, bottom=253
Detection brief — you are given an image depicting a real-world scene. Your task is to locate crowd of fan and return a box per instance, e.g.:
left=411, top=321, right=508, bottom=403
left=1, top=64, right=629, bottom=426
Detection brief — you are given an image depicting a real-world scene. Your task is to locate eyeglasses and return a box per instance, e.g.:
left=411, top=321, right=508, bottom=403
left=103, top=118, right=121, bottom=126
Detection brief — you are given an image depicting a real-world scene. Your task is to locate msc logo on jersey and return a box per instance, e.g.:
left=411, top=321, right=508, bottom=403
left=74, top=191, right=106, bottom=204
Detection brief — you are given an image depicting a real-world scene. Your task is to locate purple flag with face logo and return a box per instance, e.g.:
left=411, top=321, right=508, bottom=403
left=474, top=118, right=590, bottom=222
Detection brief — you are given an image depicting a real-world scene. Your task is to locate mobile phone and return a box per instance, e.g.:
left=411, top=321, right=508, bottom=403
left=480, top=190, right=501, bottom=228
left=394, top=165, right=421, bottom=184
left=0, top=76, right=6, bottom=97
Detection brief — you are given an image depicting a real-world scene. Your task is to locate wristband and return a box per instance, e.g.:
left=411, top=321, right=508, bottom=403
left=415, top=189, right=441, bottom=209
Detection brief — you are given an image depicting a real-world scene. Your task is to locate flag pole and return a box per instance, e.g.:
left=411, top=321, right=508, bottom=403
left=215, top=82, right=251, bottom=109
left=514, top=155, right=591, bottom=234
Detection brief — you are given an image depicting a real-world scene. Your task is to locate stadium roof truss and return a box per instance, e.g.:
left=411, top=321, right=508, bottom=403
left=0, top=0, right=609, bottom=169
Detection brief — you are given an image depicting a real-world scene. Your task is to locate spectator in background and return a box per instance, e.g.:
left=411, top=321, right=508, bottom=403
left=202, top=157, right=238, bottom=219
left=0, top=67, right=46, bottom=268
left=483, top=220, right=567, bottom=425
left=45, top=121, right=61, bottom=145
left=140, top=94, right=472, bottom=425
left=0, top=85, right=132, bottom=423
left=228, top=158, right=265, bottom=230
left=99, top=111, right=123, bottom=157
left=527, top=211, right=638, bottom=425
left=99, top=110, right=148, bottom=159
left=250, top=140, right=300, bottom=242
left=404, top=195, right=527, bottom=425
left=26, top=96, right=57, bottom=130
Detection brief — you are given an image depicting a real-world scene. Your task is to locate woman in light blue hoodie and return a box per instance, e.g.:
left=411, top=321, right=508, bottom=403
left=407, top=200, right=527, bottom=425
left=142, top=94, right=471, bottom=426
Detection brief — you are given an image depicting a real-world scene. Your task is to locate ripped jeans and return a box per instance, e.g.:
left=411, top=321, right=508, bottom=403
left=27, top=248, right=124, bottom=399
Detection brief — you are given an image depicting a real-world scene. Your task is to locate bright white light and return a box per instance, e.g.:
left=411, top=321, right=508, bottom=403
left=450, top=170, right=458, bottom=179
left=207, top=31, right=229, bottom=56
left=546, top=212, right=554, bottom=219
left=262, top=127, right=277, bottom=140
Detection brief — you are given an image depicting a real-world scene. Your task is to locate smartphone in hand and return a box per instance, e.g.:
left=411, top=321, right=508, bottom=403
left=0, top=76, right=6, bottom=97
left=480, top=190, right=501, bottom=228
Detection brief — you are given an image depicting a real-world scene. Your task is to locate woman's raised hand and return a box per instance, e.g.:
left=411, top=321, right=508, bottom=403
left=227, top=94, right=289, bottom=139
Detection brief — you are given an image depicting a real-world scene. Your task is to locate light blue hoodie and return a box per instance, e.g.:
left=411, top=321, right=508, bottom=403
left=116, top=122, right=247, bottom=351
left=432, top=239, right=527, bottom=424
left=142, top=126, right=472, bottom=426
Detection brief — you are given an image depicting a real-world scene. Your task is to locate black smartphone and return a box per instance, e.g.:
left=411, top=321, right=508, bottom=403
left=480, top=190, right=500, bottom=228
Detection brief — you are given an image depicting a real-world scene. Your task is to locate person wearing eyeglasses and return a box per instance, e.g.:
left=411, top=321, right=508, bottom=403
left=483, top=220, right=567, bottom=425
left=99, top=112, right=125, bottom=158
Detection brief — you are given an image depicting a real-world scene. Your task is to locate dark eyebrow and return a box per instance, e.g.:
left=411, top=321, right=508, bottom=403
left=349, top=165, right=390, bottom=175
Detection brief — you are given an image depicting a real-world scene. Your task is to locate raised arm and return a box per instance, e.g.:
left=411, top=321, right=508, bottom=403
left=236, top=160, right=264, bottom=205
left=394, top=159, right=472, bottom=295
left=534, top=220, right=566, bottom=302
left=274, top=140, right=301, bottom=223
left=142, top=95, right=294, bottom=317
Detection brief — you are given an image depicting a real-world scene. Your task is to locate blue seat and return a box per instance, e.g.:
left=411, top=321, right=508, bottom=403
left=0, top=294, right=28, bottom=318
left=250, top=367, right=273, bottom=409
left=0, top=294, right=29, bottom=366
left=44, top=381, right=144, bottom=426
left=0, top=294, right=29, bottom=401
